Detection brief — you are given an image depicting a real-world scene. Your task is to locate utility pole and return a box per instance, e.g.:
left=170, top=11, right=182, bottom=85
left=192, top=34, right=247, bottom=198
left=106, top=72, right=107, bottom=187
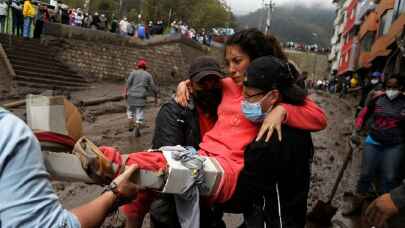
left=264, top=0, right=275, bottom=35
left=312, top=33, right=319, bottom=78
left=84, top=0, right=91, bottom=13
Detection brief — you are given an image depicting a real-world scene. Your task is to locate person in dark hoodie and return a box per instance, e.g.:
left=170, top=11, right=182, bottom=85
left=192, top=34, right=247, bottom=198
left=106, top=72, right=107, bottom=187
left=235, top=55, right=314, bottom=228
left=124, top=56, right=225, bottom=228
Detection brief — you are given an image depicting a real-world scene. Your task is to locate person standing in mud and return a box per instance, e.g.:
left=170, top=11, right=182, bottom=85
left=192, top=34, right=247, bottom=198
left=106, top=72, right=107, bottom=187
left=345, top=76, right=405, bottom=215
left=123, top=56, right=225, bottom=228
left=125, top=58, right=158, bottom=137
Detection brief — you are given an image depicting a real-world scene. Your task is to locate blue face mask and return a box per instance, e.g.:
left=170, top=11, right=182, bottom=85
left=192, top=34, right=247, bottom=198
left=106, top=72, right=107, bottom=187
left=241, top=93, right=272, bottom=123
left=241, top=100, right=265, bottom=123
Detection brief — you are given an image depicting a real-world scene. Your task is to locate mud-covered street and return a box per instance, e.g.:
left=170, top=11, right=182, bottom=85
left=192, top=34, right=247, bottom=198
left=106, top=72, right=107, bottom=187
left=20, top=82, right=359, bottom=228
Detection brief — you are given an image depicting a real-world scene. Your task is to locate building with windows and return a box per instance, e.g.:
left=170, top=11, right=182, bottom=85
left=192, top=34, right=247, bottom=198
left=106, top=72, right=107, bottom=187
left=338, top=0, right=359, bottom=76
left=331, top=0, right=405, bottom=79
left=329, top=0, right=347, bottom=75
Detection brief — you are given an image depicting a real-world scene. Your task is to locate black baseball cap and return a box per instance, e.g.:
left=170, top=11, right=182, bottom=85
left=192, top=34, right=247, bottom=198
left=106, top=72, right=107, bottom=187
left=244, top=56, right=293, bottom=92
left=188, top=56, right=223, bottom=82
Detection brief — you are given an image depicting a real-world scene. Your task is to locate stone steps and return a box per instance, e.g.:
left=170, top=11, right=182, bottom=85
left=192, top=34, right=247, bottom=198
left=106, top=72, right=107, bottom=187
left=12, top=63, right=85, bottom=80
left=15, top=75, right=89, bottom=88
left=14, top=69, right=88, bottom=85
left=16, top=80, right=86, bottom=91
left=0, top=33, right=89, bottom=92
left=9, top=57, right=71, bottom=72
left=6, top=49, right=59, bottom=62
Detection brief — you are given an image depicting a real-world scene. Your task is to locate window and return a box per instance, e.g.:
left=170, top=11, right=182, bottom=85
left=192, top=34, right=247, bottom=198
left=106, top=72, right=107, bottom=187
left=361, top=31, right=375, bottom=52
left=378, top=9, right=394, bottom=37
left=393, top=0, right=402, bottom=19
left=400, top=0, right=405, bottom=13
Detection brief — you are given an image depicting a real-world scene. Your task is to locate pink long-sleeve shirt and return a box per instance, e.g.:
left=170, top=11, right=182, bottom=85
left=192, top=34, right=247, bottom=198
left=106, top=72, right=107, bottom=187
left=199, top=78, right=327, bottom=202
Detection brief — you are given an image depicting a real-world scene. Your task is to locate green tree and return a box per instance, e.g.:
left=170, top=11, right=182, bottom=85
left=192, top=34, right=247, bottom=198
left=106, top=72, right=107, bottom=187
left=62, top=0, right=85, bottom=9
left=139, top=0, right=234, bottom=29
left=89, top=0, right=119, bottom=15
left=189, top=0, right=232, bottom=30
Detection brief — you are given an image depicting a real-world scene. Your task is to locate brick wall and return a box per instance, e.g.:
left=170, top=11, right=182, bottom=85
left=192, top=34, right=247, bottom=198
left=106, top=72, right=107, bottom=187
left=42, top=23, right=209, bottom=85
left=41, top=24, right=329, bottom=85
left=286, top=50, right=330, bottom=81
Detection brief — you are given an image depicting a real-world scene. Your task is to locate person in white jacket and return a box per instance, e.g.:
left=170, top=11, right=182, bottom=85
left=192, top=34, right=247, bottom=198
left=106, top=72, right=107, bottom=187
left=0, top=0, right=8, bottom=33
left=119, top=17, right=129, bottom=36
left=74, top=8, right=83, bottom=26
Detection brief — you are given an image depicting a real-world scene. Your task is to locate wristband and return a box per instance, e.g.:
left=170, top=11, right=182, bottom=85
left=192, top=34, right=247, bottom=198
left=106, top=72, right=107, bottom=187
left=102, top=182, right=129, bottom=213
left=103, top=181, right=122, bottom=198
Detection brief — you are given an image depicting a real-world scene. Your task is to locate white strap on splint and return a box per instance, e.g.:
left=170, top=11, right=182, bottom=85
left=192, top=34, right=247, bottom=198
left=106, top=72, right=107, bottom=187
left=161, top=149, right=224, bottom=196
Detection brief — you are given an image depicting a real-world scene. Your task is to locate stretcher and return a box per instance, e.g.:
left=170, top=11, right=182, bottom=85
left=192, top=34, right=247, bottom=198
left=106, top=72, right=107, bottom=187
left=42, top=137, right=223, bottom=196
left=28, top=95, right=224, bottom=196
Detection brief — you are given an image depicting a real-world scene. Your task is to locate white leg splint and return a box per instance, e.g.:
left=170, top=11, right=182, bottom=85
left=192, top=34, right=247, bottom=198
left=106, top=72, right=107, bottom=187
left=28, top=95, right=224, bottom=196
left=161, top=149, right=223, bottom=196
left=42, top=140, right=224, bottom=196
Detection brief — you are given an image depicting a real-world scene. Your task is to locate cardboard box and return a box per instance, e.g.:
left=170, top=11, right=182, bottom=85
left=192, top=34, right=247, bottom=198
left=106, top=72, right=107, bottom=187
left=26, top=95, right=83, bottom=141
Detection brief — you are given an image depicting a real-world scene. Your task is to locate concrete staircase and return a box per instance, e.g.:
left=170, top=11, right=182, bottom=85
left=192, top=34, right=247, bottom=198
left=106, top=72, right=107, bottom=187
left=0, top=34, right=89, bottom=92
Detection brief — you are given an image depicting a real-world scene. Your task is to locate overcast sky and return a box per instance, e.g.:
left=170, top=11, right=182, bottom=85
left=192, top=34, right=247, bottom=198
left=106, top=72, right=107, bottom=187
left=225, top=0, right=334, bottom=15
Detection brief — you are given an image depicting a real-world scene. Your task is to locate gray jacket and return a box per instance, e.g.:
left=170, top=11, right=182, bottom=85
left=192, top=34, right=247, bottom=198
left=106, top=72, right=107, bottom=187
left=127, top=69, right=158, bottom=107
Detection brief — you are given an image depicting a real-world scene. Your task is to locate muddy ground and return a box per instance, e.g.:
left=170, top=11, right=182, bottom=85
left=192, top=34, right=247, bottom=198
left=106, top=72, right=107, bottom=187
left=6, top=82, right=363, bottom=228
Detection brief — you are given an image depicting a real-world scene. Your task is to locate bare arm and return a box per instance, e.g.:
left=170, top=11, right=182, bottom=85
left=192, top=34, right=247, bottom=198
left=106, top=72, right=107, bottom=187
left=70, top=166, right=139, bottom=228
left=70, top=192, right=118, bottom=228
left=257, top=98, right=327, bottom=142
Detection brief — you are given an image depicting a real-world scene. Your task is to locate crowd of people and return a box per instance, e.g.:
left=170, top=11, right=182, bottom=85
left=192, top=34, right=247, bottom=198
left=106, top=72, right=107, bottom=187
left=0, top=0, right=49, bottom=38
left=0, top=0, right=218, bottom=46
left=283, top=41, right=330, bottom=54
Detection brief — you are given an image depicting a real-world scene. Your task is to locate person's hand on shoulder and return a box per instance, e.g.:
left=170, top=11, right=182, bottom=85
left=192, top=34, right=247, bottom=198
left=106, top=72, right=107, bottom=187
left=175, top=80, right=191, bottom=107
left=256, top=105, right=287, bottom=142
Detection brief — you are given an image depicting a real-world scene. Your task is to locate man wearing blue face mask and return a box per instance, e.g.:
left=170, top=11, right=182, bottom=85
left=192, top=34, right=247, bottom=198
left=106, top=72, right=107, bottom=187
left=234, top=56, right=315, bottom=228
